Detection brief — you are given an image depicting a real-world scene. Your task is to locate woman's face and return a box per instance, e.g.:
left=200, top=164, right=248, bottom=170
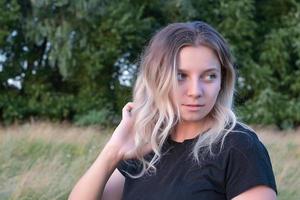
left=175, top=45, right=221, bottom=123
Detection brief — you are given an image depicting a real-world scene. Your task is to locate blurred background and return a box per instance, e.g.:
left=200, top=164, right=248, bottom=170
left=1, top=0, right=300, bottom=128
left=0, top=0, right=300, bottom=199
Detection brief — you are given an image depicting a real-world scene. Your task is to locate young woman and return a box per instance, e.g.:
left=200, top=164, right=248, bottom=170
left=69, top=21, right=277, bottom=200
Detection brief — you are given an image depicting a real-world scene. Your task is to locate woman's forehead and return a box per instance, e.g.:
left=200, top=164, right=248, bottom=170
left=177, top=46, right=221, bottom=72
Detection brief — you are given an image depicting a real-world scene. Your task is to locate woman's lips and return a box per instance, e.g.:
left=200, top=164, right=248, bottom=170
left=182, top=104, right=205, bottom=111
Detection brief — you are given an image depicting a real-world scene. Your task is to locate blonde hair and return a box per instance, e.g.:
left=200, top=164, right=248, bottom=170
left=130, top=21, right=236, bottom=177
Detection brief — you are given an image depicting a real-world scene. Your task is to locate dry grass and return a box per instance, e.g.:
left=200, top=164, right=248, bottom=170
left=254, top=125, right=300, bottom=199
left=0, top=122, right=299, bottom=199
left=0, top=122, right=112, bottom=200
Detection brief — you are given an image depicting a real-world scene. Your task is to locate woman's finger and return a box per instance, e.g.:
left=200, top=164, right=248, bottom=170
left=122, top=102, right=134, bottom=118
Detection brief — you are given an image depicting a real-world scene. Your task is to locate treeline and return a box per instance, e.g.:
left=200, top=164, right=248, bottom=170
left=0, top=0, right=300, bottom=129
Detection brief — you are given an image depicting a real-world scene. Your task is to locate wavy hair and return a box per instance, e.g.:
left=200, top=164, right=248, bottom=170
left=130, top=21, right=237, bottom=178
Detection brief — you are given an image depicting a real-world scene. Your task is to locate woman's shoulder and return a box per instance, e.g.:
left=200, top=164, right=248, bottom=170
left=223, top=121, right=263, bottom=151
left=221, top=122, right=277, bottom=197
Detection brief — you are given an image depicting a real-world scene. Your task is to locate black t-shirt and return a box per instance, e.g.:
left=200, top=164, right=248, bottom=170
left=117, top=123, right=277, bottom=200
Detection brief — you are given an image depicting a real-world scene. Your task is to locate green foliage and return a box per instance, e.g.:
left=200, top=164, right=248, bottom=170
left=237, top=88, right=299, bottom=129
left=0, top=0, right=20, bottom=44
left=0, top=92, right=75, bottom=124
left=0, top=0, right=300, bottom=128
left=74, top=108, right=119, bottom=127
left=237, top=0, right=300, bottom=128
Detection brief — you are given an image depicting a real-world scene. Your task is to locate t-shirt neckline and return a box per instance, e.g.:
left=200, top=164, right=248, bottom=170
left=167, top=134, right=199, bottom=145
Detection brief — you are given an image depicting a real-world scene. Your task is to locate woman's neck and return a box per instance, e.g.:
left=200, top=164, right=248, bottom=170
left=171, top=117, right=212, bottom=142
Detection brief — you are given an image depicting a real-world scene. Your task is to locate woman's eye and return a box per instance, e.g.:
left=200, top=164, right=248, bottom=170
left=204, top=74, right=217, bottom=81
left=177, top=73, right=186, bottom=81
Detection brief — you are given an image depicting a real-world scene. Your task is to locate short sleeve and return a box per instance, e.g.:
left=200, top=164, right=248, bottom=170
left=117, top=159, right=142, bottom=178
left=225, top=133, right=277, bottom=199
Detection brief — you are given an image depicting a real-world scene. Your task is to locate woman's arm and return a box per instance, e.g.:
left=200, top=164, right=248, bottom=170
left=68, top=144, right=123, bottom=200
left=68, top=102, right=139, bottom=200
left=232, top=185, right=276, bottom=200
left=102, top=169, right=125, bottom=200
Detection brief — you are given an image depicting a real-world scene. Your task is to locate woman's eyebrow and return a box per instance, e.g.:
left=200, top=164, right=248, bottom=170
left=178, top=67, right=220, bottom=73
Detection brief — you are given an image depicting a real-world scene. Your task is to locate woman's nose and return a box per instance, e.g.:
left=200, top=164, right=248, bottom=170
left=187, top=79, right=204, bottom=98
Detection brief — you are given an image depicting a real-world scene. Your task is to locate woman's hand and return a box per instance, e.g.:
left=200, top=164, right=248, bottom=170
left=106, top=102, right=151, bottom=160
left=68, top=103, right=136, bottom=200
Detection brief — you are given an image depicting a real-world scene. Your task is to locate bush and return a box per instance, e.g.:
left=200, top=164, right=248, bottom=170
left=74, top=108, right=119, bottom=127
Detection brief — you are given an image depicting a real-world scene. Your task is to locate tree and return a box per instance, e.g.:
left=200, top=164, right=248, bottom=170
left=0, top=0, right=300, bottom=128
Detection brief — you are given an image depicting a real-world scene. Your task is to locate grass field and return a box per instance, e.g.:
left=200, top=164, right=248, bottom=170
left=0, top=122, right=299, bottom=200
